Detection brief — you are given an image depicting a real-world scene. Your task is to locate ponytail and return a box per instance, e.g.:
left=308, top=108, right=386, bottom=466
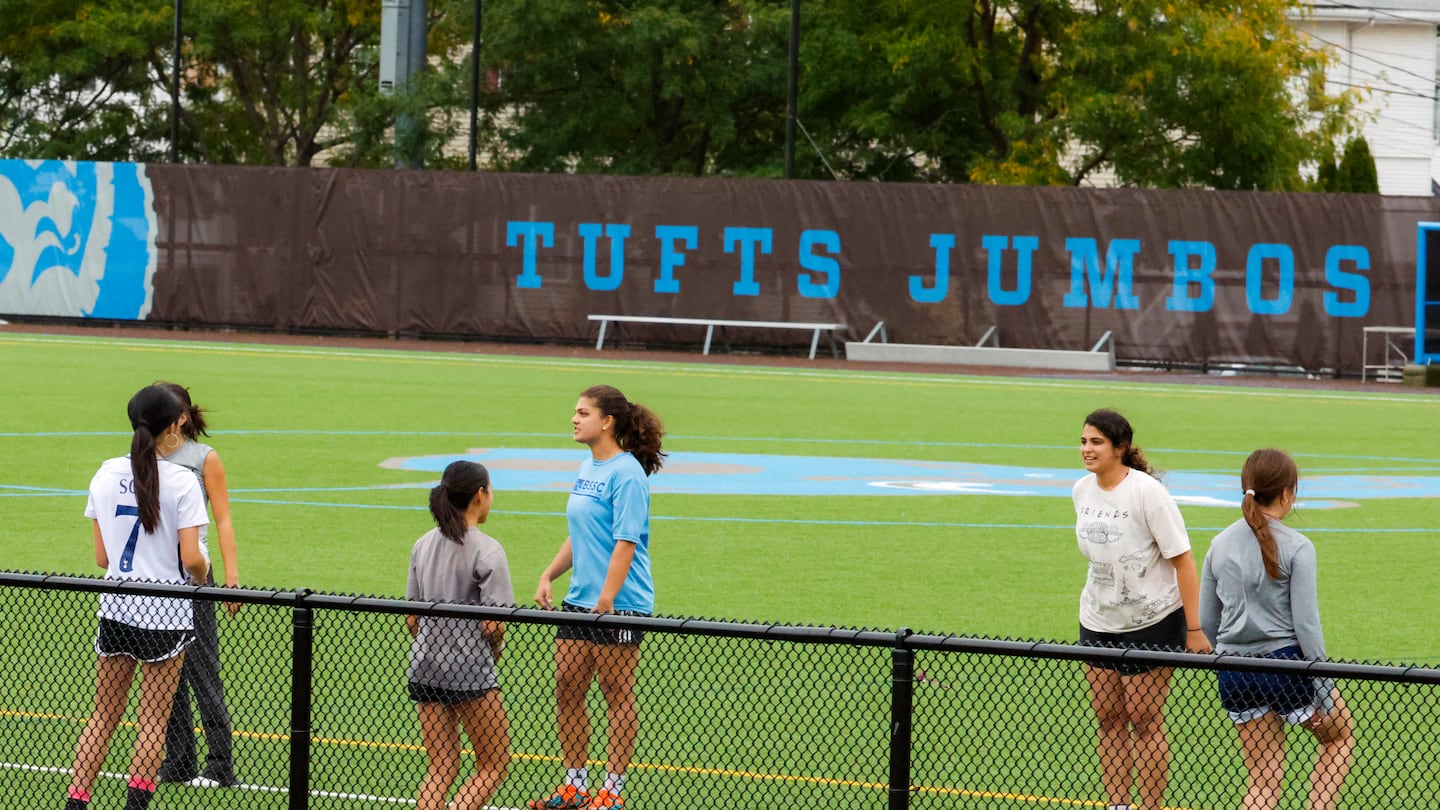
left=1239, top=448, right=1299, bottom=580
left=582, top=385, right=666, bottom=476
left=155, top=381, right=209, bottom=439
left=126, top=386, right=185, bottom=533
left=429, top=461, right=490, bottom=542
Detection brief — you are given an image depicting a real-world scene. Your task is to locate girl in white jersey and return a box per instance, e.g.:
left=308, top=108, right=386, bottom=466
left=154, top=382, right=241, bottom=788
left=531, top=385, right=665, bottom=810
left=1072, top=408, right=1207, bottom=810
left=67, top=385, right=210, bottom=810
left=1200, top=449, right=1353, bottom=810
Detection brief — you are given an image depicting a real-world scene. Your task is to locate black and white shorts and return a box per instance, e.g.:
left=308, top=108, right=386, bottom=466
left=95, top=618, right=193, bottom=663
left=556, top=601, right=648, bottom=646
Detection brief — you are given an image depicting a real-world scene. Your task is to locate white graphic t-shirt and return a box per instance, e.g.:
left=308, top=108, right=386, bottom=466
left=1072, top=468, right=1191, bottom=633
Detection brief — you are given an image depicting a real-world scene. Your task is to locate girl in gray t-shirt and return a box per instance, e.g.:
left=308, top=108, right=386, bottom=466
left=1199, top=448, right=1354, bottom=810
left=405, top=460, right=513, bottom=810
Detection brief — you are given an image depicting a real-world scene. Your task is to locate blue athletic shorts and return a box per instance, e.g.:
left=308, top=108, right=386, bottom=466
left=1217, top=645, right=1324, bottom=725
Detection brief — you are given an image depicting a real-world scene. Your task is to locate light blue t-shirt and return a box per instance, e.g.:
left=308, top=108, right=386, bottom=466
left=564, top=452, right=653, bottom=613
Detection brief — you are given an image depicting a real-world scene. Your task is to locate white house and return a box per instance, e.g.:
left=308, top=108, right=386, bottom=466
left=1293, top=0, right=1440, bottom=196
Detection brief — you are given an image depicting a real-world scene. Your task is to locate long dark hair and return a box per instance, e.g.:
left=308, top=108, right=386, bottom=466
left=127, top=385, right=184, bottom=532
left=429, top=461, right=490, bottom=543
left=1083, top=408, right=1155, bottom=478
left=582, top=384, right=666, bottom=476
left=1240, top=448, right=1299, bottom=579
left=155, top=381, right=209, bottom=439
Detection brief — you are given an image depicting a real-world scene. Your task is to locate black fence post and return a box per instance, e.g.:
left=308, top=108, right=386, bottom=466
left=888, top=627, right=914, bottom=810
left=289, top=589, right=314, bottom=810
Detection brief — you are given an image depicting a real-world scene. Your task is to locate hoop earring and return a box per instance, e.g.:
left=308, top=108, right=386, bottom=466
left=163, top=433, right=181, bottom=452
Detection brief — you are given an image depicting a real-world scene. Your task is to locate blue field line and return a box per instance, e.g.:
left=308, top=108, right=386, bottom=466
left=217, top=498, right=1434, bottom=534
left=4, top=429, right=1440, bottom=466
left=6, top=331, right=1440, bottom=405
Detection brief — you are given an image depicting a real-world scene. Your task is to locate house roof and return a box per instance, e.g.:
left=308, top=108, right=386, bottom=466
left=1302, top=0, right=1440, bottom=24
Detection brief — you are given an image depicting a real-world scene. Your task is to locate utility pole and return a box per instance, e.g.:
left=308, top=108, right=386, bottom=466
left=381, top=0, right=428, bottom=168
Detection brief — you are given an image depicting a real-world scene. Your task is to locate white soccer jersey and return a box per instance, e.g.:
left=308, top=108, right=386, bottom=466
left=1072, top=469, right=1191, bottom=633
left=85, top=456, right=209, bottom=630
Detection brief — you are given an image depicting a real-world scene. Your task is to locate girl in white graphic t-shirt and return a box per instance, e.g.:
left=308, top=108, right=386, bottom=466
left=1072, top=408, right=1208, bottom=810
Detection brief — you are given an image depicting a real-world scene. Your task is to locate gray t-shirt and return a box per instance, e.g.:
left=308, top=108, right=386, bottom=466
left=165, top=439, right=213, bottom=552
left=405, top=526, right=514, bottom=691
left=1200, top=517, right=1325, bottom=659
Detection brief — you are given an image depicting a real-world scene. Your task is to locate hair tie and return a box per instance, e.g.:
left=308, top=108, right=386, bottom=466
left=1243, top=488, right=1255, bottom=497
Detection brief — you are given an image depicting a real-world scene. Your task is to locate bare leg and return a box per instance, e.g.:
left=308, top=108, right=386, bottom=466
left=1124, top=667, right=1174, bottom=810
left=68, top=655, right=139, bottom=797
left=450, top=691, right=510, bottom=810
left=595, top=644, right=641, bottom=778
left=416, top=702, right=461, bottom=810
left=1304, top=691, right=1354, bottom=810
left=128, top=652, right=187, bottom=784
left=1236, top=713, right=1286, bottom=810
left=555, top=639, right=599, bottom=773
left=1085, top=665, right=1134, bottom=807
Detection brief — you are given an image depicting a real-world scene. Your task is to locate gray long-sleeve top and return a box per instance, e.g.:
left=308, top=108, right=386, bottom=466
left=1199, top=517, right=1326, bottom=660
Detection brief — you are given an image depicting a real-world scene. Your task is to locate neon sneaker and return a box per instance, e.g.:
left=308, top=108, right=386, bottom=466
left=527, top=785, right=591, bottom=810
left=583, top=789, right=626, bottom=808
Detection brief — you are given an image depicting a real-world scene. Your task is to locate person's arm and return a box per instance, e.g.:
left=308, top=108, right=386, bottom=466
left=405, top=614, right=420, bottom=638
left=593, top=540, right=636, bottom=614
left=1170, top=550, right=1211, bottom=653
left=92, top=520, right=108, bottom=569
left=1290, top=542, right=1326, bottom=660
left=484, top=620, right=506, bottom=661
left=203, top=450, right=242, bottom=613
left=1199, top=549, right=1221, bottom=647
left=178, top=525, right=208, bottom=584
left=535, top=537, right=573, bottom=609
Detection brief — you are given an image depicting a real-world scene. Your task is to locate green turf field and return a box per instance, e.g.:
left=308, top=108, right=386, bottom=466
left=2, top=329, right=1438, bottom=808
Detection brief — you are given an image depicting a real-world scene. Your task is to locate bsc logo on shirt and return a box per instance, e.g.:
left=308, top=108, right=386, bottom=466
left=572, top=478, right=607, bottom=496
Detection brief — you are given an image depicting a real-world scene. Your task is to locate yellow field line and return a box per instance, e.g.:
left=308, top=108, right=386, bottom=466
left=3, top=706, right=1204, bottom=807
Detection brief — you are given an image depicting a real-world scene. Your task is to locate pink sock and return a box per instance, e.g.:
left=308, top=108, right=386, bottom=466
left=68, top=788, right=92, bottom=802
left=127, top=777, right=157, bottom=792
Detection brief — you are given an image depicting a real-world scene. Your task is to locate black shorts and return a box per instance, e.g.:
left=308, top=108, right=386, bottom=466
left=407, top=681, right=496, bottom=706
left=555, top=602, right=648, bottom=646
left=1079, top=608, right=1186, bottom=675
left=95, top=618, right=193, bottom=663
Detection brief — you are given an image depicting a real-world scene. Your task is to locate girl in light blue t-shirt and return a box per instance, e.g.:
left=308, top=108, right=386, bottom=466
left=533, top=385, right=665, bottom=810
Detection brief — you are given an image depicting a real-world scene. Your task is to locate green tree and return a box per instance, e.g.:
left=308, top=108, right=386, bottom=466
left=1334, top=135, right=1379, bottom=193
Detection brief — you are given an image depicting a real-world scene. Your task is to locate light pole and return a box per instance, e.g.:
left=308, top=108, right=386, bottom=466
left=784, top=0, right=799, bottom=179
left=469, top=0, right=482, bottom=171
left=170, top=0, right=182, bottom=163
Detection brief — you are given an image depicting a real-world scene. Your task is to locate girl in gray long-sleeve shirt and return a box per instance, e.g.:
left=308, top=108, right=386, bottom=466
left=1198, top=449, right=1353, bottom=810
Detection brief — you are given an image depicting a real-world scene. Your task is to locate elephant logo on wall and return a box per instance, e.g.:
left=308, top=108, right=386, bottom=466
left=0, top=160, right=157, bottom=319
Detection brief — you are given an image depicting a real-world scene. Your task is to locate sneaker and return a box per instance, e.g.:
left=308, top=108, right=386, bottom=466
left=188, top=775, right=238, bottom=788
left=583, top=790, right=626, bottom=809
left=527, top=785, right=590, bottom=810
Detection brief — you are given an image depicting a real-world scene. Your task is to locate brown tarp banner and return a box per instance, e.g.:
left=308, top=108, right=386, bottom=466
left=7, top=162, right=1437, bottom=371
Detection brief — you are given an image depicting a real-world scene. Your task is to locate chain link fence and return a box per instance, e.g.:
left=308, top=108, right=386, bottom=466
left=4, top=572, right=1438, bottom=809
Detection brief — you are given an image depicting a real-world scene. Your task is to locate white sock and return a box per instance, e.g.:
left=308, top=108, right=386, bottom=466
left=565, top=768, right=588, bottom=791
left=1107, top=805, right=1131, bottom=810
left=603, top=772, right=625, bottom=795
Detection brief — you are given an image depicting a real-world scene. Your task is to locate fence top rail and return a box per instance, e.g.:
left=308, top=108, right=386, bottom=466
left=5, top=572, right=1438, bottom=684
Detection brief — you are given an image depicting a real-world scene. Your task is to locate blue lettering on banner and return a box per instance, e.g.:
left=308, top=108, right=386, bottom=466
left=982, top=234, right=1037, bottom=306
left=724, top=227, right=771, bottom=296
left=579, top=223, right=629, bottom=292
left=1246, top=243, right=1295, bottom=315
left=797, top=230, right=841, bottom=299
left=507, top=221, right=554, bottom=289
left=1165, top=240, right=1218, bottom=312
left=911, top=234, right=955, bottom=303
left=1063, top=237, right=1141, bottom=309
left=1323, top=245, right=1370, bottom=317
left=654, top=225, right=698, bottom=294
left=493, top=220, right=1375, bottom=321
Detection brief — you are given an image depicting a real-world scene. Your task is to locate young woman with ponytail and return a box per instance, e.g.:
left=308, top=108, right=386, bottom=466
left=531, top=385, right=665, bottom=810
left=1072, top=408, right=1207, bottom=810
left=405, top=460, right=513, bottom=810
left=67, top=385, right=210, bottom=810
left=1200, top=449, right=1353, bottom=810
